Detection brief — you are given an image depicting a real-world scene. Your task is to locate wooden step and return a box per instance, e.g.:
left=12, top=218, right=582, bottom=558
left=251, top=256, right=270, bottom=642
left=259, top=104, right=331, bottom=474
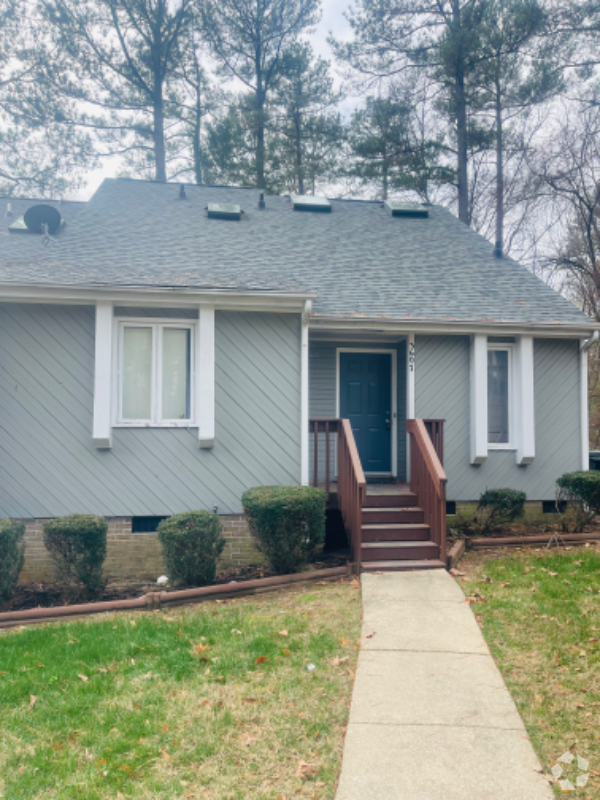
left=361, top=540, right=440, bottom=561
left=362, top=507, right=424, bottom=524
left=361, top=559, right=446, bottom=572
left=363, top=492, right=418, bottom=508
left=361, top=523, right=431, bottom=542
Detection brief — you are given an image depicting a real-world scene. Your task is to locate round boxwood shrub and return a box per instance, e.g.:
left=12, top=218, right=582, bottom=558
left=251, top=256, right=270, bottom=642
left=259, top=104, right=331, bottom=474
left=556, top=471, right=600, bottom=531
left=157, top=511, right=225, bottom=587
left=475, top=488, right=526, bottom=535
left=0, top=519, right=26, bottom=602
left=242, top=486, right=327, bottom=574
left=43, top=514, right=107, bottom=595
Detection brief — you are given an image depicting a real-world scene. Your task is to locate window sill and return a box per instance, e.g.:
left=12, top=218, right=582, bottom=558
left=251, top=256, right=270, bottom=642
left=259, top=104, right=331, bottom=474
left=113, top=422, right=198, bottom=429
left=487, top=444, right=515, bottom=451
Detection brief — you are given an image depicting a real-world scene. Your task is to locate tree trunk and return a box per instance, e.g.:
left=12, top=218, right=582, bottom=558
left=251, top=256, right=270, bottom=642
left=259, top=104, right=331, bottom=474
left=494, top=86, right=503, bottom=257
left=153, top=75, right=167, bottom=182
left=295, top=111, right=304, bottom=194
left=453, top=0, right=469, bottom=225
left=382, top=143, right=388, bottom=200
left=255, top=85, right=266, bottom=189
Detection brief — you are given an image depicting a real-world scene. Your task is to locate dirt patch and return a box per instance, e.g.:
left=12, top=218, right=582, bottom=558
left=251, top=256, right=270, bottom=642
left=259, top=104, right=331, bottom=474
left=3, top=551, right=349, bottom=613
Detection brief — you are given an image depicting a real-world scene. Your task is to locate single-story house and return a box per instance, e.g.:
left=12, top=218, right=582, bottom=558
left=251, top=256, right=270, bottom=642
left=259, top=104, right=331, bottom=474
left=0, top=180, right=596, bottom=578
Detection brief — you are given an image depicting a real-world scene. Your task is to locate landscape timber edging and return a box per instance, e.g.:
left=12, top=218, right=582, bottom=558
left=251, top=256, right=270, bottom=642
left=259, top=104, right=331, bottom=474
left=467, top=532, right=600, bottom=550
left=0, top=566, right=351, bottom=630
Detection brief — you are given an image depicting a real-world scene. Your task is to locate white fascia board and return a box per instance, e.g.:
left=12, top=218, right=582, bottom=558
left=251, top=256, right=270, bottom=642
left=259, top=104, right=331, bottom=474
left=93, top=301, right=113, bottom=448
left=309, top=315, right=598, bottom=339
left=300, top=300, right=311, bottom=485
left=515, top=335, right=535, bottom=465
left=197, top=305, right=215, bottom=449
left=581, top=341, right=589, bottom=471
left=470, top=334, right=488, bottom=465
left=0, top=282, right=316, bottom=313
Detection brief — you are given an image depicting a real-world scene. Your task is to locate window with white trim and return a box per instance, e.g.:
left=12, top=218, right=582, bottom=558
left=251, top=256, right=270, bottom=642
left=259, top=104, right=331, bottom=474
left=116, top=320, right=194, bottom=426
left=487, top=345, right=512, bottom=446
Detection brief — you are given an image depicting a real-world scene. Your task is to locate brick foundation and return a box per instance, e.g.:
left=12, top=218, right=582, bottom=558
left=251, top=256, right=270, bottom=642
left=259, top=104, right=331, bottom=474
left=18, top=516, right=263, bottom=584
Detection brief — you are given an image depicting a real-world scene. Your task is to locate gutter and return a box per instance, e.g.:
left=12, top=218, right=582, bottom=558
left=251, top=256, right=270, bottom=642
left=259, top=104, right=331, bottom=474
left=581, top=330, right=600, bottom=351
left=0, top=282, right=318, bottom=311
left=309, top=314, right=599, bottom=339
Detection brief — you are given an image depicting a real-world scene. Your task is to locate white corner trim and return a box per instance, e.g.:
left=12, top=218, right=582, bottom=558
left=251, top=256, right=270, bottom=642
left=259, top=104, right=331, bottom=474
left=197, top=305, right=215, bottom=448
left=301, top=300, right=311, bottom=485
left=515, top=335, right=535, bottom=465
left=581, top=340, right=589, bottom=470
left=93, top=301, right=114, bottom=448
left=470, top=334, right=488, bottom=464
left=406, top=333, right=415, bottom=483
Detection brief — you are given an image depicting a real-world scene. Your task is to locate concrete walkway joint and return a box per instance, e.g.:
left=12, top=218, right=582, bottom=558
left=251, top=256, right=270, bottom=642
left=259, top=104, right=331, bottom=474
left=335, top=570, right=553, bottom=800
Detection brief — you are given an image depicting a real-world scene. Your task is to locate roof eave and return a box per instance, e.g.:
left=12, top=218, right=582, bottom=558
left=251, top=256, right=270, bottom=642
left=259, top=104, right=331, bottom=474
left=0, top=281, right=317, bottom=313
left=309, top=314, right=598, bottom=338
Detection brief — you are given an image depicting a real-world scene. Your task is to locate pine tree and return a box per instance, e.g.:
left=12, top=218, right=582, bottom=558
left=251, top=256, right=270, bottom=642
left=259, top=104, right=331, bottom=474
left=200, top=0, right=320, bottom=190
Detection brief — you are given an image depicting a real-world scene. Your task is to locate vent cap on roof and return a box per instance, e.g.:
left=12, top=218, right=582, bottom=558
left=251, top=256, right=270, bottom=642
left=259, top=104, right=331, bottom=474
left=207, top=202, right=242, bottom=220
left=290, top=194, right=331, bottom=213
left=384, top=200, right=428, bottom=218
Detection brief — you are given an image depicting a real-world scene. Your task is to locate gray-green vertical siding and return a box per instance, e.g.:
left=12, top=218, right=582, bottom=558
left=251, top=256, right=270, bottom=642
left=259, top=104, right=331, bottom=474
left=0, top=304, right=301, bottom=517
left=309, top=339, right=407, bottom=480
left=414, top=335, right=582, bottom=501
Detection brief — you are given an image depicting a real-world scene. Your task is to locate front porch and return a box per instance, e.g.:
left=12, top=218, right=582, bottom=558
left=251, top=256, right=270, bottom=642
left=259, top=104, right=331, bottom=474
left=309, top=418, right=447, bottom=573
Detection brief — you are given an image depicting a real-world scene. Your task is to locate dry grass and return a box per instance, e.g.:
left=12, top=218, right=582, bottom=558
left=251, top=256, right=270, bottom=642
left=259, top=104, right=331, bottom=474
left=0, top=580, right=361, bottom=799
left=459, top=544, right=600, bottom=797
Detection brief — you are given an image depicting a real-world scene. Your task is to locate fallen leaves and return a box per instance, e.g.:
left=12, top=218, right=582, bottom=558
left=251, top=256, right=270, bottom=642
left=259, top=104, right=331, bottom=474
left=29, top=695, right=37, bottom=710
left=331, top=656, right=349, bottom=668
left=195, top=643, right=210, bottom=654
left=364, top=631, right=376, bottom=639
left=293, top=760, right=317, bottom=779
left=278, top=630, right=288, bottom=637
left=254, top=656, right=268, bottom=665
left=77, top=674, right=89, bottom=682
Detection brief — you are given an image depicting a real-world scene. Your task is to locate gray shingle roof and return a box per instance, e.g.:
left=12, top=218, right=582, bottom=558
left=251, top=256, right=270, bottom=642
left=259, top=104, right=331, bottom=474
left=0, top=179, right=592, bottom=327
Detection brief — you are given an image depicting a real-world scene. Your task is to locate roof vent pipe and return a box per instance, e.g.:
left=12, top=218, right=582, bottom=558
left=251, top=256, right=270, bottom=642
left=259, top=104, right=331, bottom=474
left=179, top=184, right=187, bottom=200
left=258, top=192, right=265, bottom=210
left=5, top=202, right=12, bottom=218
left=493, top=240, right=503, bottom=258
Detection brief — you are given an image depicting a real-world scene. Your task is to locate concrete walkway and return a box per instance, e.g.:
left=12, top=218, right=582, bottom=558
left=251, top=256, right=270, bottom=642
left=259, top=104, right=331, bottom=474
left=336, top=571, right=553, bottom=800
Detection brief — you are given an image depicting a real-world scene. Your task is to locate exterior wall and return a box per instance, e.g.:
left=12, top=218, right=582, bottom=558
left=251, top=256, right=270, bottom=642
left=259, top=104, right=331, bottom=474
left=19, top=516, right=262, bottom=583
left=309, top=339, right=407, bottom=480
left=415, top=335, right=582, bottom=501
left=0, top=304, right=302, bottom=517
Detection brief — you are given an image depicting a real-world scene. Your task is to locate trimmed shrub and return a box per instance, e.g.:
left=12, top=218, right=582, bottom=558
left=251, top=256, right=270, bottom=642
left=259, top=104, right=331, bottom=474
left=472, top=488, right=526, bottom=536
left=157, top=511, right=225, bottom=587
left=0, top=520, right=26, bottom=602
left=43, top=515, right=107, bottom=595
left=556, top=471, right=600, bottom=532
left=242, top=486, right=327, bottom=573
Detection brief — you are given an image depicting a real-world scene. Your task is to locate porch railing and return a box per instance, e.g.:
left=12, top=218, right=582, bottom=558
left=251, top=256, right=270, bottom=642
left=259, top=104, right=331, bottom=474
left=309, top=418, right=366, bottom=571
left=407, top=418, right=447, bottom=559
left=424, top=419, right=445, bottom=465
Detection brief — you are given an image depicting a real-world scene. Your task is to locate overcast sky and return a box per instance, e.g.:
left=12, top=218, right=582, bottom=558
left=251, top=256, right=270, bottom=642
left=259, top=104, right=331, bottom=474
left=81, top=0, right=354, bottom=199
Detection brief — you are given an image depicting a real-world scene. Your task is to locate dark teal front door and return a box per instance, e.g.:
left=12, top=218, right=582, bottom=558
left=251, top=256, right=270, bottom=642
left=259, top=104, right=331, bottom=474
left=339, top=352, right=392, bottom=473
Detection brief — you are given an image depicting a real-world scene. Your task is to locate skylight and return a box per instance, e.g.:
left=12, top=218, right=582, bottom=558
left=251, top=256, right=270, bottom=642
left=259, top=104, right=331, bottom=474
left=207, top=202, right=242, bottom=220
left=384, top=200, right=429, bottom=218
left=290, top=194, right=331, bottom=213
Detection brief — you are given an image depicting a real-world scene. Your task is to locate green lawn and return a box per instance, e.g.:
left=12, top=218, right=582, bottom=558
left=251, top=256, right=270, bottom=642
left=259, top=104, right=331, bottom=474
left=0, top=580, right=361, bottom=800
left=460, top=545, right=600, bottom=797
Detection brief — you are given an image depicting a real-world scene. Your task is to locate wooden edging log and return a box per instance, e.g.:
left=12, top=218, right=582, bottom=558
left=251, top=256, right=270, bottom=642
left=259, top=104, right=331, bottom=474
left=0, top=565, right=351, bottom=630
left=469, top=532, right=600, bottom=550
left=446, top=538, right=466, bottom=569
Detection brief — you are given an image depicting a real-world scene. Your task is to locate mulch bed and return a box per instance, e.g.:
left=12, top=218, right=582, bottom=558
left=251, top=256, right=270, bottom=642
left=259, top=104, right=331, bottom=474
left=2, top=550, right=349, bottom=613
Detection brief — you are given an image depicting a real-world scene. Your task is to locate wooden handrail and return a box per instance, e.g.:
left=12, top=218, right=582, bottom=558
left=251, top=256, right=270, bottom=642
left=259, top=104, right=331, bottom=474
left=309, top=418, right=365, bottom=572
left=407, top=418, right=447, bottom=561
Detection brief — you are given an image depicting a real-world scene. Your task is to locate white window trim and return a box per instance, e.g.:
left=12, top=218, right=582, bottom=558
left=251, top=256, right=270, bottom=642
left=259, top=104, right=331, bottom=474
left=470, top=334, right=488, bottom=464
left=113, top=317, right=196, bottom=429
left=197, top=305, right=215, bottom=448
left=93, top=301, right=114, bottom=448
left=487, top=343, right=514, bottom=451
